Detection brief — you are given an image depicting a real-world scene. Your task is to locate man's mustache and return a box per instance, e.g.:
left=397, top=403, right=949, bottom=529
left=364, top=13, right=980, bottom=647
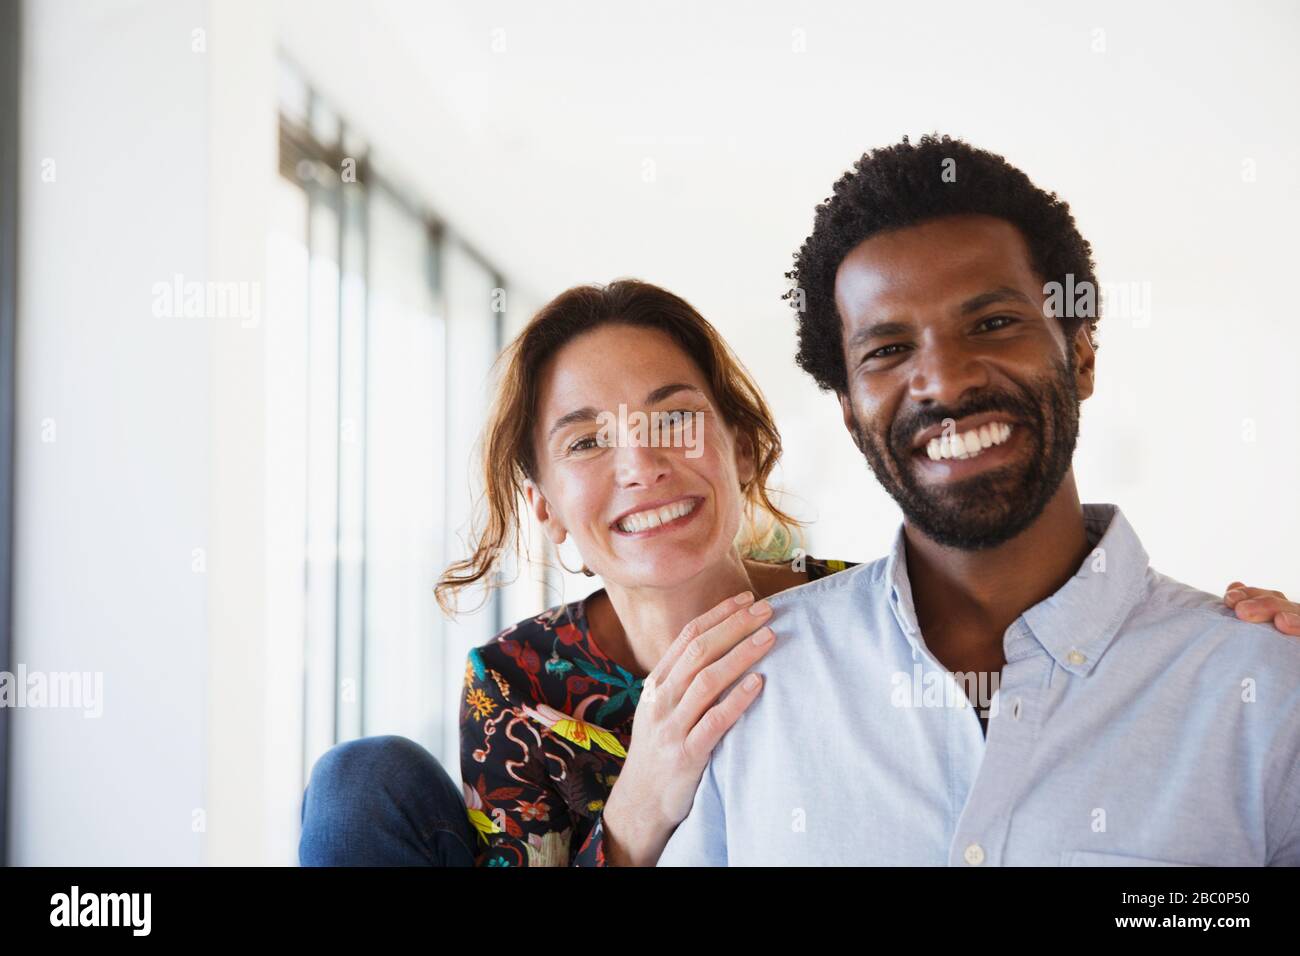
left=889, top=393, right=1039, bottom=454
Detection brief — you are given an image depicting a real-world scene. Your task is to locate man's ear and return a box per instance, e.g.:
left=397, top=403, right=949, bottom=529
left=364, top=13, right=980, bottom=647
left=523, top=480, right=566, bottom=546
left=1073, top=324, right=1097, bottom=401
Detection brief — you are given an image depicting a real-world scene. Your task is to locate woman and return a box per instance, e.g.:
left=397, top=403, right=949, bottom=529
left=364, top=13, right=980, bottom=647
left=299, top=279, right=1299, bottom=867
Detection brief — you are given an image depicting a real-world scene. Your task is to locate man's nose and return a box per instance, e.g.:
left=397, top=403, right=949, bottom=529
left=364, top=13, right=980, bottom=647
left=907, top=337, right=990, bottom=408
left=614, top=441, right=673, bottom=487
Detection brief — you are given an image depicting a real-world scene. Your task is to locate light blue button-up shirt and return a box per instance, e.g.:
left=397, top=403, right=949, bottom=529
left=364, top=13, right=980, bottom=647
left=658, top=504, right=1300, bottom=866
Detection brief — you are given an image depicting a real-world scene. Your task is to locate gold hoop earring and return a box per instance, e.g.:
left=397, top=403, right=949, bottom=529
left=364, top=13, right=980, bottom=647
left=556, top=545, right=594, bottom=577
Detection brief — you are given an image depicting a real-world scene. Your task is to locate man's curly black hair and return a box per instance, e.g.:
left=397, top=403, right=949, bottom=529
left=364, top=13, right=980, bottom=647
left=785, top=133, right=1100, bottom=394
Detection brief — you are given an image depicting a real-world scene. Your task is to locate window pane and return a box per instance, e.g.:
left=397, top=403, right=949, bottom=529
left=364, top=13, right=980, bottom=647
left=265, top=174, right=311, bottom=863
left=302, top=189, right=340, bottom=773
left=362, top=186, right=445, bottom=757
left=335, top=183, right=368, bottom=742
left=439, top=241, right=501, bottom=767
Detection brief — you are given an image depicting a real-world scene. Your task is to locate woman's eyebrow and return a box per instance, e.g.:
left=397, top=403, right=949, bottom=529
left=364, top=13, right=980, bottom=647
left=546, top=384, right=703, bottom=441
left=644, top=383, right=703, bottom=404
left=547, top=406, right=599, bottom=441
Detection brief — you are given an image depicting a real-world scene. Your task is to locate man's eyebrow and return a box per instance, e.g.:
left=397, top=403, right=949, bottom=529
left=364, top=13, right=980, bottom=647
left=846, top=287, right=1037, bottom=352
left=546, top=384, right=703, bottom=441
left=959, top=286, right=1036, bottom=315
left=847, top=288, right=1038, bottom=353
left=847, top=321, right=911, bottom=351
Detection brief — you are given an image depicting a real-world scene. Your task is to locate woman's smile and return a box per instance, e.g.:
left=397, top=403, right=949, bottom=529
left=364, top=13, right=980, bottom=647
left=609, top=494, right=705, bottom=537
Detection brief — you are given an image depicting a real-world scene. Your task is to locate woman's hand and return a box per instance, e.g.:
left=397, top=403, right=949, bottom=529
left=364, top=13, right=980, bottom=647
left=1223, top=582, right=1300, bottom=637
left=600, top=590, right=775, bottom=866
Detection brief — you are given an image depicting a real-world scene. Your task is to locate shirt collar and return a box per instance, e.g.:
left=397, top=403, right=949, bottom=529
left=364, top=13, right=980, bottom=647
left=884, top=503, right=1150, bottom=675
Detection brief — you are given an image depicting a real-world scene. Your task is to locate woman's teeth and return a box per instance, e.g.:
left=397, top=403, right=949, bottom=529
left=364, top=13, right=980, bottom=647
left=925, top=422, right=1013, bottom=462
left=615, top=498, right=698, bottom=533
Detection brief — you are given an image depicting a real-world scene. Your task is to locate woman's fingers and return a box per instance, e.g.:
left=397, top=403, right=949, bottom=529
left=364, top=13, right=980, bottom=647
left=1229, top=592, right=1300, bottom=634
left=1271, top=611, right=1300, bottom=637
left=1224, top=582, right=1287, bottom=608
left=648, top=591, right=755, bottom=695
left=660, top=598, right=773, bottom=705
left=1222, top=582, right=1300, bottom=634
left=679, top=670, right=765, bottom=764
left=671, top=624, right=776, bottom=738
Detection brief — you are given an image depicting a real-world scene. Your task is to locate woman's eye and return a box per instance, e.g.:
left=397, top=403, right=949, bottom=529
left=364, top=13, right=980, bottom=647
left=977, top=315, right=1018, bottom=332
left=567, top=435, right=601, bottom=454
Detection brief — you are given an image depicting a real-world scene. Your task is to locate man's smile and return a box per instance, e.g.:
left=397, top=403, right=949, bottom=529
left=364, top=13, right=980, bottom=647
left=903, top=413, right=1029, bottom=485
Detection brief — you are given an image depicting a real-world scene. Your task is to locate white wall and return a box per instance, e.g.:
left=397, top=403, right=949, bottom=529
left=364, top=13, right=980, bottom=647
left=205, top=0, right=277, bottom=867
left=13, top=0, right=276, bottom=865
left=13, top=0, right=213, bottom=865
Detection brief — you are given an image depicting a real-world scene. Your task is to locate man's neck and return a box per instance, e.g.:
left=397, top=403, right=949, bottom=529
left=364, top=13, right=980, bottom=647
left=903, top=473, right=1092, bottom=676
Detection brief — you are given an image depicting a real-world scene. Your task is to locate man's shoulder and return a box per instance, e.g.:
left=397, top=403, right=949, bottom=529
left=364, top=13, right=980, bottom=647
left=755, top=556, right=893, bottom=667
left=767, top=554, right=886, bottom=613
left=1134, top=567, right=1300, bottom=672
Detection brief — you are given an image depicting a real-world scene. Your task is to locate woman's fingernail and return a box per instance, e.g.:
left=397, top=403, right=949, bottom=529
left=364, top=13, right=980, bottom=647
left=1283, top=612, right=1300, bottom=628
left=743, top=672, right=761, bottom=690
left=734, top=591, right=754, bottom=606
left=751, top=626, right=774, bottom=646
left=749, top=599, right=771, bottom=616
left=1226, top=589, right=1246, bottom=601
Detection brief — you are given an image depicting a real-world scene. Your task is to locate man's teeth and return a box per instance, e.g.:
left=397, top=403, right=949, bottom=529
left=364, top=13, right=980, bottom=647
left=924, top=422, right=1013, bottom=462
left=616, top=498, right=699, bottom=533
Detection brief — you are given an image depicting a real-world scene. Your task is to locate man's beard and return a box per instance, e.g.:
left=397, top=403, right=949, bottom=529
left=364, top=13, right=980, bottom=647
left=850, top=356, right=1081, bottom=551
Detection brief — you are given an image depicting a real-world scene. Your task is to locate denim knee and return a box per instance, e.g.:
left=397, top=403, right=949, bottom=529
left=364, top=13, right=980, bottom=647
left=299, top=734, right=475, bottom=866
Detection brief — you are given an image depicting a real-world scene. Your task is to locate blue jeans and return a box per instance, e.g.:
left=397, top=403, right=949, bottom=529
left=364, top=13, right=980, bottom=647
left=299, top=734, right=477, bottom=866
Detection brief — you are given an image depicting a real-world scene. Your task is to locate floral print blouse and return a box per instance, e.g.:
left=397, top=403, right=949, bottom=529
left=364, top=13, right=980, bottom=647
left=458, top=558, right=854, bottom=866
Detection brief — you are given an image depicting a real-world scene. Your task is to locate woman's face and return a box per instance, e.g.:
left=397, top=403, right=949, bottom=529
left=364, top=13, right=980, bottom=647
left=527, top=323, right=755, bottom=590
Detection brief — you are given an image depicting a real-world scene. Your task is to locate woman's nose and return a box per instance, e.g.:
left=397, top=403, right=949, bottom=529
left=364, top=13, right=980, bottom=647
left=613, top=442, right=673, bottom=487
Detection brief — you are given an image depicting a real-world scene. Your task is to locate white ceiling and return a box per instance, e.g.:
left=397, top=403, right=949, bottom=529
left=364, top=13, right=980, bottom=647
left=276, top=0, right=1298, bottom=320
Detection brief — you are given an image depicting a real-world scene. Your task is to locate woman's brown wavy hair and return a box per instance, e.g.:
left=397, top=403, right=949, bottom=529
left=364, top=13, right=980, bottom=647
left=435, top=279, right=802, bottom=615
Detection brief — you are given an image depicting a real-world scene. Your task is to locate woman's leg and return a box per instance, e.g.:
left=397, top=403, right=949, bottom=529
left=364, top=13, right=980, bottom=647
left=299, top=734, right=477, bottom=866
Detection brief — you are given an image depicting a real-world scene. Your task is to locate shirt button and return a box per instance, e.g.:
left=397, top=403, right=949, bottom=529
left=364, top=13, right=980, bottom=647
left=1066, top=649, right=1086, bottom=666
left=963, top=843, right=985, bottom=866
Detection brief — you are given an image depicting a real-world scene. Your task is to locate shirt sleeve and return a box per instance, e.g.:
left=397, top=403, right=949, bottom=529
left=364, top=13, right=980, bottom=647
left=571, top=808, right=609, bottom=866
left=459, top=650, right=585, bottom=867
left=656, top=752, right=729, bottom=866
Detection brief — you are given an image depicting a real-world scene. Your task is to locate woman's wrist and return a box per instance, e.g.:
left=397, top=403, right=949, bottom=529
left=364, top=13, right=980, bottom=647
left=601, top=783, right=669, bottom=867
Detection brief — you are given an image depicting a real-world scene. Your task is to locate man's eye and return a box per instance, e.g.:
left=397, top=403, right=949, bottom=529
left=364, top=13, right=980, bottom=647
left=977, top=315, right=1018, bottom=332
left=865, top=344, right=908, bottom=361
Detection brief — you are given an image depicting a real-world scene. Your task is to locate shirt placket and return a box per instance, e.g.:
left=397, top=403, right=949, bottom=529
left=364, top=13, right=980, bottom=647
left=946, top=620, right=1049, bottom=867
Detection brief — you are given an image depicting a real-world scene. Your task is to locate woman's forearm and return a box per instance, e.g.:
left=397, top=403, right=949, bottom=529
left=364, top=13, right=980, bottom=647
left=600, top=782, right=673, bottom=867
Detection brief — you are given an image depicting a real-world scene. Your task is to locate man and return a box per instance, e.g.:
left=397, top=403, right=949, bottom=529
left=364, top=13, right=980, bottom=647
left=656, top=134, right=1300, bottom=866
